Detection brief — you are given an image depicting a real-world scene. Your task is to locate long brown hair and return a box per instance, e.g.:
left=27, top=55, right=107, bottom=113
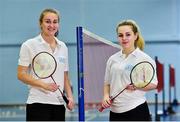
left=116, top=20, right=145, bottom=50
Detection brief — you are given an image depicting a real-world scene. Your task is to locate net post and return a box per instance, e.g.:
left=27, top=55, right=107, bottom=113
left=76, top=26, right=85, bottom=121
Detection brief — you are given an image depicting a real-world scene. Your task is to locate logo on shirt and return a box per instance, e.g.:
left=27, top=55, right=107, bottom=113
left=125, top=64, right=133, bottom=71
left=58, top=56, right=66, bottom=64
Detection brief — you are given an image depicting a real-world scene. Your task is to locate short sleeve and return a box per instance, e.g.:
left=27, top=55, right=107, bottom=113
left=151, top=60, right=158, bottom=85
left=18, top=43, right=31, bottom=66
left=64, top=46, right=69, bottom=71
left=104, top=58, right=111, bottom=85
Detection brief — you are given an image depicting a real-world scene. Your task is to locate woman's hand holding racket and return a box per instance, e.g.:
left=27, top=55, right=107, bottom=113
left=98, top=95, right=112, bottom=112
left=42, top=82, right=60, bottom=92
left=66, top=97, right=75, bottom=111
left=102, top=98, right=112, bottom=109
left=126, top=84, right=137, bottom=91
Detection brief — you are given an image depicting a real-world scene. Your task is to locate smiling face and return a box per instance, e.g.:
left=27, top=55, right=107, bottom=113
left=117, top=25, right=138, bottom=52
left=40, top=12, right=59, bottom=37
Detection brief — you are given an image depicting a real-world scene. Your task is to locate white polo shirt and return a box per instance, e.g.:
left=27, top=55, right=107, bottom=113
left=104, top=48, right=158, bottom=113
left=18, top=34, right=69, bottom=105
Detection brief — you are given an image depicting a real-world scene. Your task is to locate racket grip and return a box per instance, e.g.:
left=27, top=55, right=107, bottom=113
left=98, top=106, right=105, bottom=112
left=63, top=95, right=69, bottom=104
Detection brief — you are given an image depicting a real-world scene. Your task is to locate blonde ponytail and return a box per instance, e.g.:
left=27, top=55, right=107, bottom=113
left=135, top=33, right=145, bottom=50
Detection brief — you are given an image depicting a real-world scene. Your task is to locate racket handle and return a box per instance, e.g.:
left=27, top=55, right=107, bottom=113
left=98, top=106, right=105, bottom=112
left=63, top=95, right=69, bottom=104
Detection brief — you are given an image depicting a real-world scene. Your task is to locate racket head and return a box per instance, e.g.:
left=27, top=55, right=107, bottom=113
left=32, top=52, right=57, bottom=79
left=130, top=61, right=155, bottom=88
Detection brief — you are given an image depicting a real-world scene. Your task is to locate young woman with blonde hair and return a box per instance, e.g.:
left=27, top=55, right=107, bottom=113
left=101, top=20, right=158, bottom=121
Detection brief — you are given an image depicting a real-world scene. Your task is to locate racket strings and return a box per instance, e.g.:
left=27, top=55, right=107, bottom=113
left=131, top=62, right=154, bottom=88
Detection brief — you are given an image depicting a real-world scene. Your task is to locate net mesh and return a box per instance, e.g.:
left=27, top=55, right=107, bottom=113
left=82, top=30, right=120, bottom=109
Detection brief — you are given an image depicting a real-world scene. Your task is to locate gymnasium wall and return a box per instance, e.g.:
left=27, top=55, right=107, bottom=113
left=0, top=0, right=179, bottom=104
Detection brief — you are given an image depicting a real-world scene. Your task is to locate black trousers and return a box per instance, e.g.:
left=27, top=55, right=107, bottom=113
left=26, top=103, right=65, bottom=121
left=110, top=102, right=151, bottom=121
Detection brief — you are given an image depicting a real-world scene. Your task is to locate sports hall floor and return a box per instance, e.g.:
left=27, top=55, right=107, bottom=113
left=0, top=104, right=179, bottom=121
